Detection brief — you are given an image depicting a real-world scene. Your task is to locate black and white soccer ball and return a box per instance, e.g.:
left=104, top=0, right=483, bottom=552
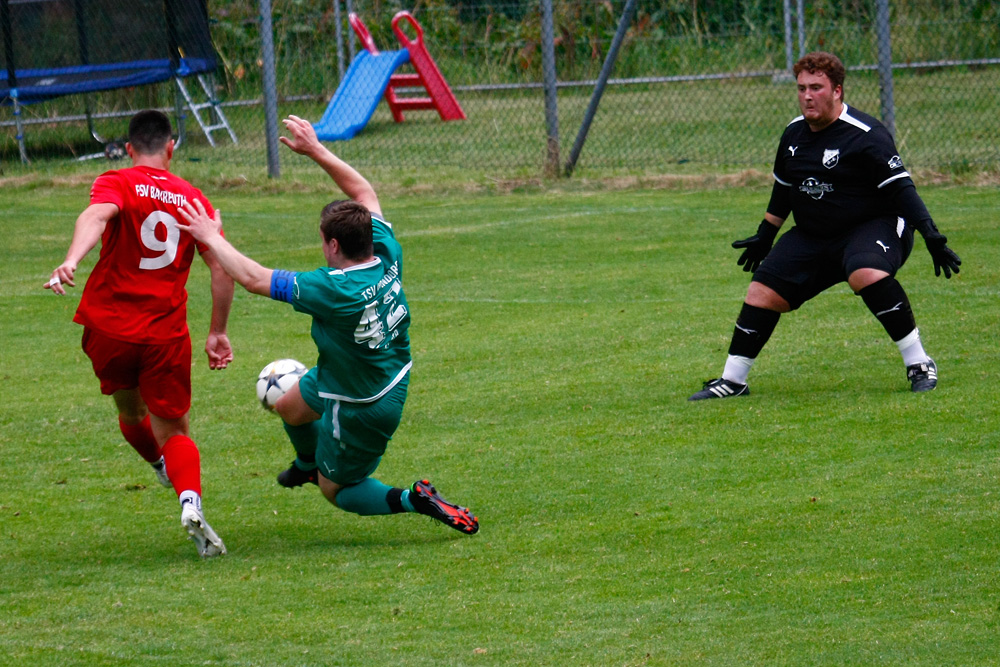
left=104, top=142, right=126, bottom=160
left=256, top=359, right=307, bottom=411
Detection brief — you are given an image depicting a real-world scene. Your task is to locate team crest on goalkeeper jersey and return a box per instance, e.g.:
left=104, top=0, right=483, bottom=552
left=822, top=148, right=840, bottom=169
left=799, top=177, right=834, bottom=200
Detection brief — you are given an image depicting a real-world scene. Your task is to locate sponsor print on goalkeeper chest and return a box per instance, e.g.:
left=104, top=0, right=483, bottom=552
left=256, top=359, right=307, bottom=410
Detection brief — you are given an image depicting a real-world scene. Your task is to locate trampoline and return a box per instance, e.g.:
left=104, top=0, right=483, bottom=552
left=1, top=0, right=233, bottom=161
left=3, top=58, right=216, bottom=105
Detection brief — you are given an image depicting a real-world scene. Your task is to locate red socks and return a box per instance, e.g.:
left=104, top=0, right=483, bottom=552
left=161, top=435, right=202, bottom=497
left=119, top=415, right=160, bottom=463
left=119, top=418, right=203, bottom=500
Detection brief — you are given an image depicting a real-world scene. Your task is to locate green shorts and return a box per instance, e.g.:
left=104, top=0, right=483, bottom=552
left=298, top=367, right=409, bottom=485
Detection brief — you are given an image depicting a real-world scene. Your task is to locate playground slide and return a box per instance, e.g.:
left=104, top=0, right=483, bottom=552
left=313, top=49, right=411, bottom=141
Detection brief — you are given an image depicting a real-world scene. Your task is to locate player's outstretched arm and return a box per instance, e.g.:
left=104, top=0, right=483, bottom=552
left=177, top=200, right=274, bottom=297
left=44, top=203, right=118, bottom=295
left=278, top=115, right=382, bottom=217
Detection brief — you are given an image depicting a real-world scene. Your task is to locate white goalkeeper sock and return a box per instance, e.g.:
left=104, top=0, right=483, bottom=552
left=896, top=328, right=930, bottom=366
left=722, top=355, right=755, bottom=385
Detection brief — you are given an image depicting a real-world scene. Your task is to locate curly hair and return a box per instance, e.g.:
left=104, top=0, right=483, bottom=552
left=793, top=52, right=846, bottom=99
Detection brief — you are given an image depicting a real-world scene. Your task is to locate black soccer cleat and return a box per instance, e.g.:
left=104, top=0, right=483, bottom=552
left=688, top=377, right=750, bottom=401
left=277, top=462, right=318, bottom=488
left=906, top=358, right=938, bottom=393
left=409, top=479, right=479, bottom=535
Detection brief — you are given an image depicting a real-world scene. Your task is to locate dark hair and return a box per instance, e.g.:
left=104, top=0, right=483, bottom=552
left=320, top=200, right=373, bottom=260
left=127, top=110, right=173, bottom=155
left=793, top=52, right=846, bottom=99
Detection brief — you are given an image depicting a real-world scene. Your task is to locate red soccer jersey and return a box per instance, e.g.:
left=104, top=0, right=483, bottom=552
left=74, top=166, right=214, bottom=343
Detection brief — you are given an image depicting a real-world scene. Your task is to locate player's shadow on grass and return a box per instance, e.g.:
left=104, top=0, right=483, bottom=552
left=28, top=516, right=465, bottom=568
left=236, top=517, right=467, bottom=554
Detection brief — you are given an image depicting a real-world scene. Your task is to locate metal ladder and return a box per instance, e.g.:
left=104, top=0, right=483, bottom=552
left=174, top=74, right=238, bottom=147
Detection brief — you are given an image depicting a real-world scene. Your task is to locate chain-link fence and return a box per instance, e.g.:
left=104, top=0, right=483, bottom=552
left=3, top=0, right=998, bottom=179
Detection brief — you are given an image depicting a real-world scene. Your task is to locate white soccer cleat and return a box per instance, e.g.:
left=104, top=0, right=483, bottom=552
left=152, top=457, right=172, bottom=488
left=180, top=504, right=227, bottom=558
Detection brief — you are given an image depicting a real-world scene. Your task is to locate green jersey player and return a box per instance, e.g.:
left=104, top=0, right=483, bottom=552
left=177, top=115, right=478, bottom=535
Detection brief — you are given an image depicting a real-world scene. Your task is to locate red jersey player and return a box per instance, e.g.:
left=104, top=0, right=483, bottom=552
left=45, top=110, right=234, bottom=558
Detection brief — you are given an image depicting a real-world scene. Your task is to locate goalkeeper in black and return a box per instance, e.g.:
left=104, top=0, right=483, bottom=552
left=690, top=52, right=960, bottom=400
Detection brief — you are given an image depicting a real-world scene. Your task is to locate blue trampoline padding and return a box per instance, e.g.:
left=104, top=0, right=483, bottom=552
left=313, top=49, right=410, bottom=141
left=1, top=57, right=216, bottom=105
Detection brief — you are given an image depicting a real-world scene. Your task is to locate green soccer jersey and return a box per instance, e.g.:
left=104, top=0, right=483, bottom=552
left=271, top=215, right=411, bottom=402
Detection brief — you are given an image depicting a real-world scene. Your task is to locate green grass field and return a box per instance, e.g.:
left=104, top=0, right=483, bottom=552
left=1, top=180, right=998, bottom=665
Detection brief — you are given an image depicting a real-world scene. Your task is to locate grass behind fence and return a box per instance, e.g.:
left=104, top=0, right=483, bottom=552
left=1, top=180, right=998, bottom=665
left=4, top=66, right=1000, bottom=179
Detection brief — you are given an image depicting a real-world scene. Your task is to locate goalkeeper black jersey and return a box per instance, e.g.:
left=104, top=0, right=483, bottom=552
left=768, top=104, right=913, bottom=237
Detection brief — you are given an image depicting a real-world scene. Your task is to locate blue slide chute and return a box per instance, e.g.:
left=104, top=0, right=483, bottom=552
left=313, top=50, right=411, bottom=141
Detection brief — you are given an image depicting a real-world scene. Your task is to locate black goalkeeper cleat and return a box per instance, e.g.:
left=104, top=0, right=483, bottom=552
left=277, top=462, right=318, bottom=488
left=409, top=479, right=479, bottom=535
left=907, top=358, right=938, bottom=393
left=688, top=378, right=750, bottom=401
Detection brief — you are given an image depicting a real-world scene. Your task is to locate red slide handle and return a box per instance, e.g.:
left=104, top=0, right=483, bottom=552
left=349, top=13, right=380, bottom=54
left=391, top=11, right=423, bottom=49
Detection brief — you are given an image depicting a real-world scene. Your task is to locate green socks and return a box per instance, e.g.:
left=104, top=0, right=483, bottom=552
left=282, top=421, right=319, bottom=470
left=336, top=479, right=412, bottom=516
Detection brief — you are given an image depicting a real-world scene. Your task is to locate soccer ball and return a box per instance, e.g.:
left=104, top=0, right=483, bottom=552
left=104, top=142, right=126, bottom=160
left=256, top=359, right=307, bottom=411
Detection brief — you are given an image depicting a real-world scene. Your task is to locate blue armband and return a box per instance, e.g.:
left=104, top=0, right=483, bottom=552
left=270, top=269, right=297, bottom=303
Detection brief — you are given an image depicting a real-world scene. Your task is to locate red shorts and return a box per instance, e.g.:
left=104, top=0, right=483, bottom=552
left=81, top=327, right=192, bottom=420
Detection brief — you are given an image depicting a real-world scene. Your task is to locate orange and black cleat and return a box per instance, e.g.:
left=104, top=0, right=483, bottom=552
left=409, top=479, right=479, bottom=535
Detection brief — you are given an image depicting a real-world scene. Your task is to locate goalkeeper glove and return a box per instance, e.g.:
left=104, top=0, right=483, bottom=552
left=732, top=219, right=779, bottom=273
left=922, top=229, right=961, bottom=279
left=913, top=218, right=961, bottom=279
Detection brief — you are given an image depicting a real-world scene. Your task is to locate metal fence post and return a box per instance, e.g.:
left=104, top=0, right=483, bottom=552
left=540, top=0, right=559, bottom=177
left=796, top=0, right=806, bottom=57
left=782, top=0, right=794, bottom=72
left=565, top=0, right=639, bottom=176
left=346, top=0, right=356, bottom=62
left=875, top=0, right=896, bottom=139
left=334, top=0, right=345, bottom=81
left=259, top=0, right=281, bottom=177
left=1, top=0, right=29, bottom=163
